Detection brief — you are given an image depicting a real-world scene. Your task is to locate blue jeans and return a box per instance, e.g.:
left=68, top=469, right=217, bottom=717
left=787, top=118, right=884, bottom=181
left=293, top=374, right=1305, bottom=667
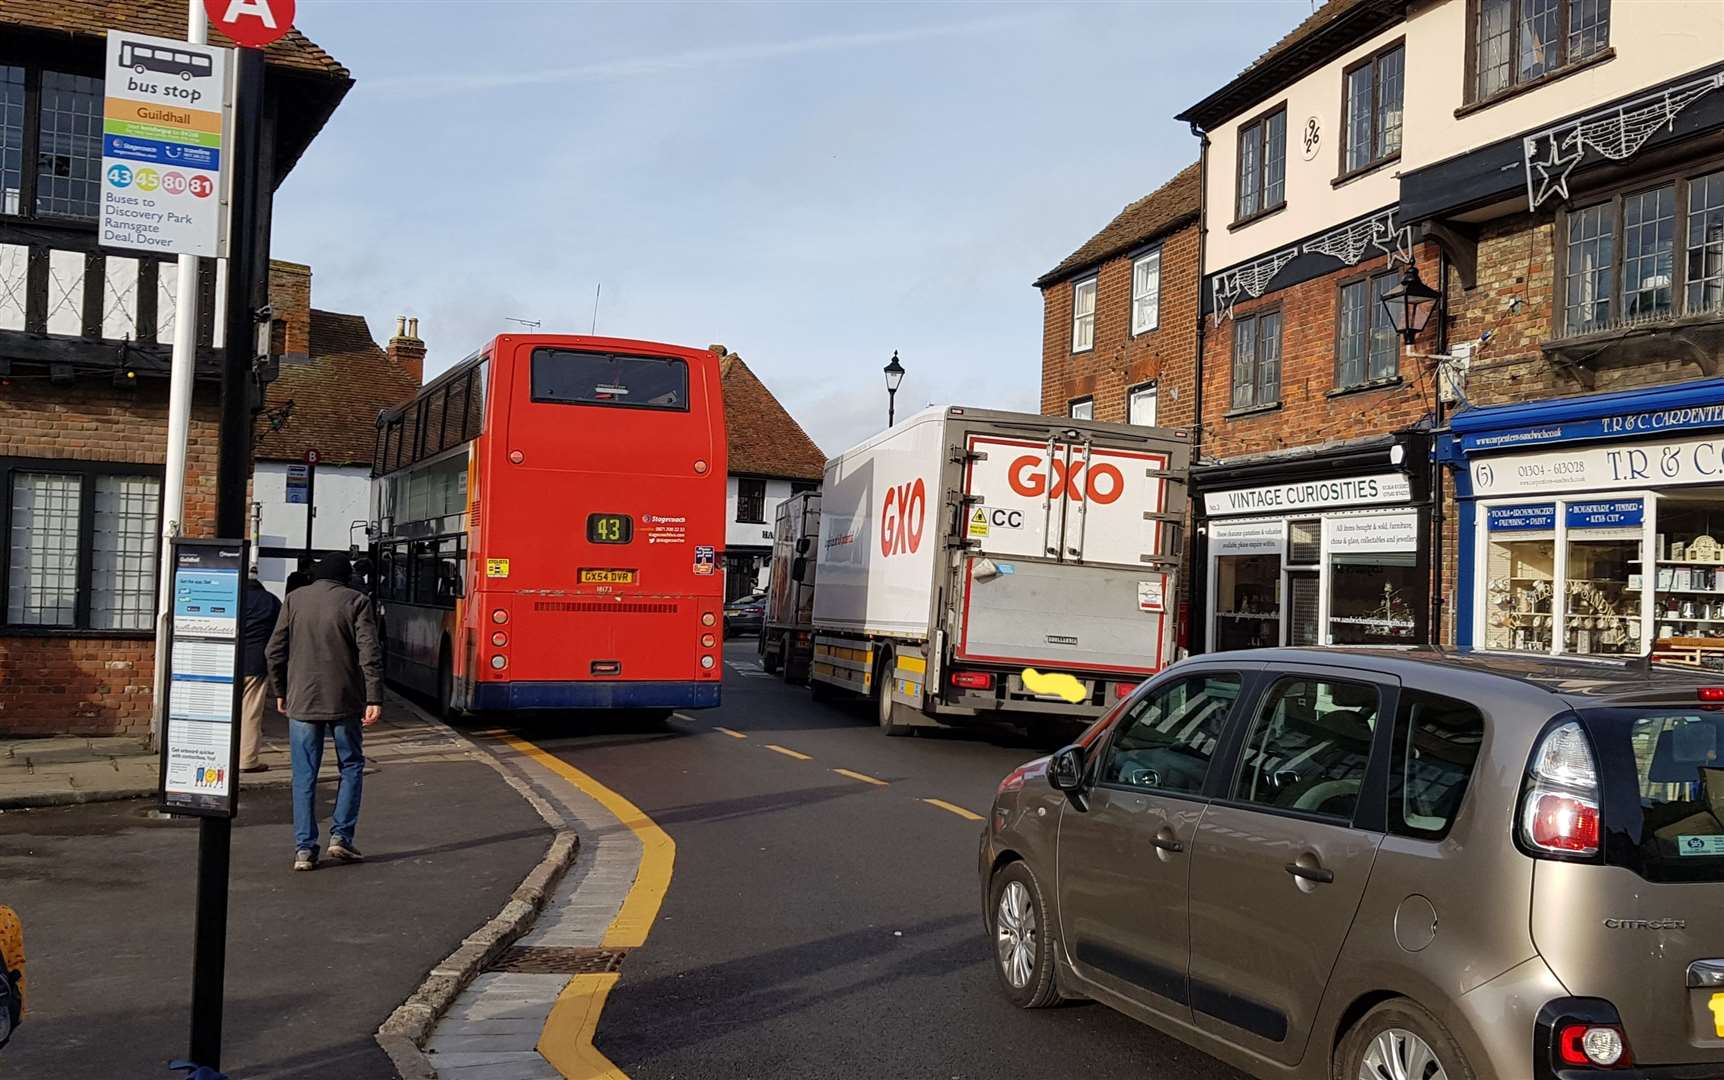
left=289, top=718, right=364, bottom=852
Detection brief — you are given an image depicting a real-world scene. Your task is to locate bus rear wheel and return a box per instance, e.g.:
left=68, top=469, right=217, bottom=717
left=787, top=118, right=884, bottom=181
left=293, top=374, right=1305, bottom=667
left=436, top=644, right=456, bottom=721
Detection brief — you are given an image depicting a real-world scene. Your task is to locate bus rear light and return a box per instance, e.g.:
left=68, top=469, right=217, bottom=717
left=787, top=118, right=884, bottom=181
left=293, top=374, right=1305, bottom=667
left=950, top=671, right=994, bottom=691
left=591, top=660, right=621, bottom=676
left=492, top=609, right=509, bottom=625
left=509, top=450, right=524, bottom=464
left=701, top=612, right=716, bottom=627
left=694, top=459, right=709, bottom=474
left=700, top=655, right=716, bottom=670
left=491, top=631, right=508, bottom=647
left=490, top=655, right=507, bottom=670
left=1113, top=682, right=1137, bottom=700
left=1700, top=687, right=1724, bottom=703
left=701, top=633, right=716, bottom=648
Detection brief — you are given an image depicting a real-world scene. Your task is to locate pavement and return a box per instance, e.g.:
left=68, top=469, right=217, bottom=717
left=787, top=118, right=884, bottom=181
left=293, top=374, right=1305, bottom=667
left=0, top=701, right=552, bottom=1080
left=479, top=642, right=1249, bottom=1080
left=0, top=701, right=422, bottom=810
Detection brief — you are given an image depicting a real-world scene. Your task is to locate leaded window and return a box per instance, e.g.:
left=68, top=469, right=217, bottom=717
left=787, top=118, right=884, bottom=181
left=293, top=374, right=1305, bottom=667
left=1473, top=0, right=1611, bottom=103
left=1343, top=45, right=1404, bottom=175
left=1231, top=309, right=1282, bottom=410
left=1236, top=107, right=1287, bottom=222
left=35, top=71, right=102, bottom=219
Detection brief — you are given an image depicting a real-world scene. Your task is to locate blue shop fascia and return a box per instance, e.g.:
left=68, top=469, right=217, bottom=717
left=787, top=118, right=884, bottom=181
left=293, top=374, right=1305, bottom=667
left=1444, top=378, right=1724, bottom=658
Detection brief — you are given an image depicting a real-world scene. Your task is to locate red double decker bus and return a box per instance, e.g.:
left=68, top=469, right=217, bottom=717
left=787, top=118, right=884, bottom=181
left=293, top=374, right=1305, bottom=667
left=370, top=334, right=727, bottom=715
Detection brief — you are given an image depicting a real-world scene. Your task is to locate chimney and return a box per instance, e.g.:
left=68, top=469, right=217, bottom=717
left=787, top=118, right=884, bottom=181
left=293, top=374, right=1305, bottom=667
left=387, top=313, right=426, bottom=386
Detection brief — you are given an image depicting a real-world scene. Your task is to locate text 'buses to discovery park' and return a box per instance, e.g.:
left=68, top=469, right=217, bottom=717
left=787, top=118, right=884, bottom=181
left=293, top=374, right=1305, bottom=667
left=369, top=334, right=728, bottom=718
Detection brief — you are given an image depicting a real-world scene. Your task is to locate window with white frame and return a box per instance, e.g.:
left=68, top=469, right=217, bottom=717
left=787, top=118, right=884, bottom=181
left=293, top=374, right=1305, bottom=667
left=1128, top=383, right=1158, bottom=426
left=4, top=465, right=161, bottom=631
left=1069, top=397, right=1094, bottom=421
left=1132, top=250, right=1161, bottom=335
left=1071, top=277, right=1097, bottom=352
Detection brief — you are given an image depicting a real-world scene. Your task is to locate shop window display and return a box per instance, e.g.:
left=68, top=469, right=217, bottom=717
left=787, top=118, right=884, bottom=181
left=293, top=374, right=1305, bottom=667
left=1330, top=553, right=1419, bottom=645
left=1215, top=553, right=1281, bottom=650
left=1564, top=535, right=1641, bottom=655
left=1651, top=499, right=1724, bottom=644
left=1485, top=533, right=1555, bottom=653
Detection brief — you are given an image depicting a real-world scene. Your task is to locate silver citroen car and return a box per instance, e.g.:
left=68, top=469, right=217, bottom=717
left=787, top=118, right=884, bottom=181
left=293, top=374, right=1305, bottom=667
left=979, top=648, right=1724, bottom=1079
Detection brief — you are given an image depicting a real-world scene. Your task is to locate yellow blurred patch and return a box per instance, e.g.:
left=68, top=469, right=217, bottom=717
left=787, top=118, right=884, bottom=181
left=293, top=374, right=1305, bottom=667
left=1710, top=992, right=1724, bottom=1038
left=1, top=904, right=23, bottom=1021
left=1021, top=668, right=1086, bottom=704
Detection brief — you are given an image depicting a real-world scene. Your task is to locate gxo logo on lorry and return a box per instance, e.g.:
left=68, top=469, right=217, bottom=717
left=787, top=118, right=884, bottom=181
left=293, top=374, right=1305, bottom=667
left=1007, top=455, right=1124, bottom=504
left=880, top=478, right=926, bottom=557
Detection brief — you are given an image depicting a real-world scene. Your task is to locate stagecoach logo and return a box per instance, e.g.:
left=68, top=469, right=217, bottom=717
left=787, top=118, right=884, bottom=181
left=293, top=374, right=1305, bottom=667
left=643, top=515, right=687, bottom=524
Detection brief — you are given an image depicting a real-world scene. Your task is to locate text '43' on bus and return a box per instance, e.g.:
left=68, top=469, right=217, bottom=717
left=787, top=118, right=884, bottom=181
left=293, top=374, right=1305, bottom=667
left=369, top=335, right=728, bottom=717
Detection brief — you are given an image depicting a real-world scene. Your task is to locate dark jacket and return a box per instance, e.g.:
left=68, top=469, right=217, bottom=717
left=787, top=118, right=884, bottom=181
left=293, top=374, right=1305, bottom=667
left=265, top=579, right=385, bottom=723
left=241, top=579, right=282, bottom=679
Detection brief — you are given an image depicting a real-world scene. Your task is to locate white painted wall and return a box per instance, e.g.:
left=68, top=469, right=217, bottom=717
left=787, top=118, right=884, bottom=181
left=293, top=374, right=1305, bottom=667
left=725, top=475, right=800, bottom=551
left=1202, top=0, right=1724, bottom=275
left=252, top=461, right=372, bottom=596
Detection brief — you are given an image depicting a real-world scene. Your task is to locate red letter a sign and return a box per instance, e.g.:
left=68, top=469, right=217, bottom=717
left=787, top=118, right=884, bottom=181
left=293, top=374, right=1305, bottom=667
left=205, top=0, right=296, bottom=49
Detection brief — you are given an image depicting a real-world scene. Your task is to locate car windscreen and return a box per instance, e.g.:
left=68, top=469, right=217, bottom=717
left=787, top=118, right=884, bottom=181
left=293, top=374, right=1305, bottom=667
left=530, top=349, right=688, bottom=411
left=1578, top=707, right=1724, bottom=882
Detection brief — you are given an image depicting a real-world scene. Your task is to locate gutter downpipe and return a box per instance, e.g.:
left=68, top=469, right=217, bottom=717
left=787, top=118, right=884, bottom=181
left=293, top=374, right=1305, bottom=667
left=1190, top=119, right=1210, bottom=656
left=1431, top=246, right=1450, bottom=647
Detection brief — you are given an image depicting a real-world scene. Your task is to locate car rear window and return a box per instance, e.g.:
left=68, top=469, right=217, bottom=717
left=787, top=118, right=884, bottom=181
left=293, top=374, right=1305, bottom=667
left=1578, top=708, right=1724, bottom=882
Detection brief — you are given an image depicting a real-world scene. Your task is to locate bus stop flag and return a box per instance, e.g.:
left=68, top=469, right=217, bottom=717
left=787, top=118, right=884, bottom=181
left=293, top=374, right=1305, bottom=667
left=100, top=30, right=231, bottom=258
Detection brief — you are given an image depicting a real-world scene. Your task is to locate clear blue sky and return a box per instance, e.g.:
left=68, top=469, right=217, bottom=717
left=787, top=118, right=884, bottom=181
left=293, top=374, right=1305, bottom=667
left=275, top=1, right=1308, bottom=455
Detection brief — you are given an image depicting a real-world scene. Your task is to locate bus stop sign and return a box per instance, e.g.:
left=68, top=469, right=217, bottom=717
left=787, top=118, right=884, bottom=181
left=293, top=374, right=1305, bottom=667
left=205, top=0, right=296, bottom=49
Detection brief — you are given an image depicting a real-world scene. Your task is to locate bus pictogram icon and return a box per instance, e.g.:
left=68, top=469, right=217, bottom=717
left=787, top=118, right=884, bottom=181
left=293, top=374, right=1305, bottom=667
left=161, top=172, right=188, bottom=196
left=187, top=175, right=213, bottom=198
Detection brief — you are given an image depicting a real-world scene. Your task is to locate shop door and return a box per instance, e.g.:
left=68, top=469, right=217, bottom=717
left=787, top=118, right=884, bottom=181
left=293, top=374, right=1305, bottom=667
left=1286, top=572, right=1321, bottom=646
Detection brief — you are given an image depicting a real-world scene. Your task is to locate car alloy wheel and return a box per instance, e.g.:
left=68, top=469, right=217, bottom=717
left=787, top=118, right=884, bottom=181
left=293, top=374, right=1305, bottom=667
left=1359, top=1028, right=1448, bottom=1080
left=995, top=880, right=1038, bottom=990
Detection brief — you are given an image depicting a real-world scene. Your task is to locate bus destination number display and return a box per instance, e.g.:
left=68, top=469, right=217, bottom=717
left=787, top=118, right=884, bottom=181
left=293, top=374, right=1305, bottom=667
left=580, top=569, right=637, bottom=585
left=587, top=513, right=633, bottom=544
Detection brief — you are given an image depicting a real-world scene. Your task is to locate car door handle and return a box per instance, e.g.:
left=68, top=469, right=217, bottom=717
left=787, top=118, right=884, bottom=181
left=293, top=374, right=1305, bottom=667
left=1283, top=862, right=1335, bottom=884
left=1152, top=832, right=1183, bottom=853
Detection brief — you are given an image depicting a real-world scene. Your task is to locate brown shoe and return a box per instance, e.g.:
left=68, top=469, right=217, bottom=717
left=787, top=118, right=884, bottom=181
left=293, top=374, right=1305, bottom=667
left=241, top=763, right=269, bottom=773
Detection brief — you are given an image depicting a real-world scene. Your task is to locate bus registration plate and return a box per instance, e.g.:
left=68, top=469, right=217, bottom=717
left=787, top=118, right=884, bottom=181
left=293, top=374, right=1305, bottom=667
left=580, top=569, right=637, bottom=584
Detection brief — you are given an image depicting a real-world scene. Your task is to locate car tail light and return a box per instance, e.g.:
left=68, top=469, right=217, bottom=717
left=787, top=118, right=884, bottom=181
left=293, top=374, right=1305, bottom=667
left=1113, top=682, right=1136, bottom=700
left=1520, top=720, right=1601, bottom=857
left=951, top=671, right=994, bottom=691
left=1557, top=1023, right=1630, bottom=1068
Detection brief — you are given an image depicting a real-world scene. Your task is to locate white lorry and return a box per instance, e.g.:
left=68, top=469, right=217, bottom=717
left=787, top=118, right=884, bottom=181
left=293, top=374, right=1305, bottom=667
left=808, top=406, right=1191, bottom=734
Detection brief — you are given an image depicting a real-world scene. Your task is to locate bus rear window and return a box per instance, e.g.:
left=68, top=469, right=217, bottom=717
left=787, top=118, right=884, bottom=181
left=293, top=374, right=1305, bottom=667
left=530, top=349, right=688, bottom=411
left=1582, top=708, right=1724, bottom=881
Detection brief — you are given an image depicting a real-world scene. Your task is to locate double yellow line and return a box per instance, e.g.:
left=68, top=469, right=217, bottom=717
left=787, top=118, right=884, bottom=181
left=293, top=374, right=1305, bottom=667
left=499, top=733, right=674, bottom=1080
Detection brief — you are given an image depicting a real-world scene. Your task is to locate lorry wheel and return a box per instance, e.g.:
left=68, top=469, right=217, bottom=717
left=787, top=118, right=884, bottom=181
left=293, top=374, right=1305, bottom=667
left=761, top=638, right=782, bottom=676
left=877, top=651, right=911, bottom=737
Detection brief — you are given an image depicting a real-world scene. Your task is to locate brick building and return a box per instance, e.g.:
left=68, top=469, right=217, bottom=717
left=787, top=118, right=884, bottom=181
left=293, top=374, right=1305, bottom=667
left=0, top=3, right=351, bottom=736
left=1036, top=163, right=1201, bottom=429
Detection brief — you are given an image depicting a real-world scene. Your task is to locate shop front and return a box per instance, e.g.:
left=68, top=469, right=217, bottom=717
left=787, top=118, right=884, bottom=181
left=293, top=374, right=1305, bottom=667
left=1191, top=433, right=1433, bottom=655
left=1447, top=379, right=1724, bottom=659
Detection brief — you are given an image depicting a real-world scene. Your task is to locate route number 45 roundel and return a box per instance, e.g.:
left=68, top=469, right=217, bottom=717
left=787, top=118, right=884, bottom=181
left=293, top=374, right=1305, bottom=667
left=204, top=0, right=296, bottom=49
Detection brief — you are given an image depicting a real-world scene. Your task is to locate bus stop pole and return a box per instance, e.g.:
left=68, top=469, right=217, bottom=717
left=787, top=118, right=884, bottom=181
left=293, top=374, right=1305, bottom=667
left=149, top=0, right=209, bottom=752
left=189, top=41, right=268, bottom=1071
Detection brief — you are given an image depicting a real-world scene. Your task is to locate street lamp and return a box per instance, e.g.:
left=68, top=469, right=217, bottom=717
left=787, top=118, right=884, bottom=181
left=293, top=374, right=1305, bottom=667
left=1379, top=262, right=1443, bottom=345
left=883, top=350, right=906, bottom=427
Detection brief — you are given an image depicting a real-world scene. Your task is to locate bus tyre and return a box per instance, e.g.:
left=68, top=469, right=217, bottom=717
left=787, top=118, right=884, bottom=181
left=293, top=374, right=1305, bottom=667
left=877, top=651, right=911, bottom=737
left=436, top=644, right=456, bottom=721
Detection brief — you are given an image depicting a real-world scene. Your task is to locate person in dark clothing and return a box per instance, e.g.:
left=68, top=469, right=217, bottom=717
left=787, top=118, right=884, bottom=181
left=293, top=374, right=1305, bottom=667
left=239, top=569, right=282, bottom=773
left=285, top=569, right=312, bottom=594
left=265, top=553, right=385, bottom=872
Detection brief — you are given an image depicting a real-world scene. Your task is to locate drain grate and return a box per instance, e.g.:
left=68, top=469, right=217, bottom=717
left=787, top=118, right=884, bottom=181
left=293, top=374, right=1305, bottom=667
left=485, top=946, right=628, bottom=974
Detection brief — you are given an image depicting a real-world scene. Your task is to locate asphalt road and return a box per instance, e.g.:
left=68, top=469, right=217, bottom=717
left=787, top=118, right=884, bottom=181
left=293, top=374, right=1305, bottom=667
left=509, top=641, right=1248, bottom=1080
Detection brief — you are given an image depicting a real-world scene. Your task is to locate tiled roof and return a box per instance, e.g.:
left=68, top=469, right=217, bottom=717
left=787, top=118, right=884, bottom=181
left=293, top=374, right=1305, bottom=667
left=1, top=0, right=350, bottom=78
left=718, top=353, right=825, bottom=481
left=1177, top=0, right=1404, bottom=128
left=1036, top=162, right=1200, bottom=288
left=254, top=310, right=421, bottom=467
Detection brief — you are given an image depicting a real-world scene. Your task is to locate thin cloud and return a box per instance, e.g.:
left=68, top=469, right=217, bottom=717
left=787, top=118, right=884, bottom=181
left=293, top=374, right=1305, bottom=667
left=368, top=12, right=1053, bottom=96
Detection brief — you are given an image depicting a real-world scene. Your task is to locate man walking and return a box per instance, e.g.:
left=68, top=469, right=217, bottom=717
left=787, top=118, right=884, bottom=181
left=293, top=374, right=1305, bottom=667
left=265, top=553, right=385, bottom=872
left=239, top=568, right=281, bottom=773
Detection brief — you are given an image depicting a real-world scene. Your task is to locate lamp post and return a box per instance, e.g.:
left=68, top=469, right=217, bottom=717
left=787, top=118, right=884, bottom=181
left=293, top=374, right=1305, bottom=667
left=1380, top=262, right=1443, bottom=345
left=883, top=350, right=906, bottom=427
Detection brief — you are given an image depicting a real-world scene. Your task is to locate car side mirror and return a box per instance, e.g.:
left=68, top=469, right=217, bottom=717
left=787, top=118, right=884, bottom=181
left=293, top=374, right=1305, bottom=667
left=791, top=557, right=808, bottom=582
left=1048, top=745, right=1089, bottom=811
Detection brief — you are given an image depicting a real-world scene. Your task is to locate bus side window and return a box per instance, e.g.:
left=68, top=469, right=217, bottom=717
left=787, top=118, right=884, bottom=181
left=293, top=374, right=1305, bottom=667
left=438, top=537, right=464, bottom=603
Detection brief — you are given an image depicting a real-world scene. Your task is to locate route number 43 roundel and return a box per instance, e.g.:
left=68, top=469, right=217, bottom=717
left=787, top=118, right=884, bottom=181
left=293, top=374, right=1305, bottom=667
left=204, top=0, right=296, bottom=49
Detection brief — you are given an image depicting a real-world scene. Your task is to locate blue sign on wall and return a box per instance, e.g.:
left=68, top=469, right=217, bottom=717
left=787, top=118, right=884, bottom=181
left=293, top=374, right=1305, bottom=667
left=1487, top=503, right=1556, bottom=531
left=1566, top=498, right=1644, bottom=530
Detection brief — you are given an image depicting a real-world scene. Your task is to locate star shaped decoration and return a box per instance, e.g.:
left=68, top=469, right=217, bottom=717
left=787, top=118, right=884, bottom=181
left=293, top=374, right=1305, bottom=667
left=1528, top=132, right=1585, bottom=209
